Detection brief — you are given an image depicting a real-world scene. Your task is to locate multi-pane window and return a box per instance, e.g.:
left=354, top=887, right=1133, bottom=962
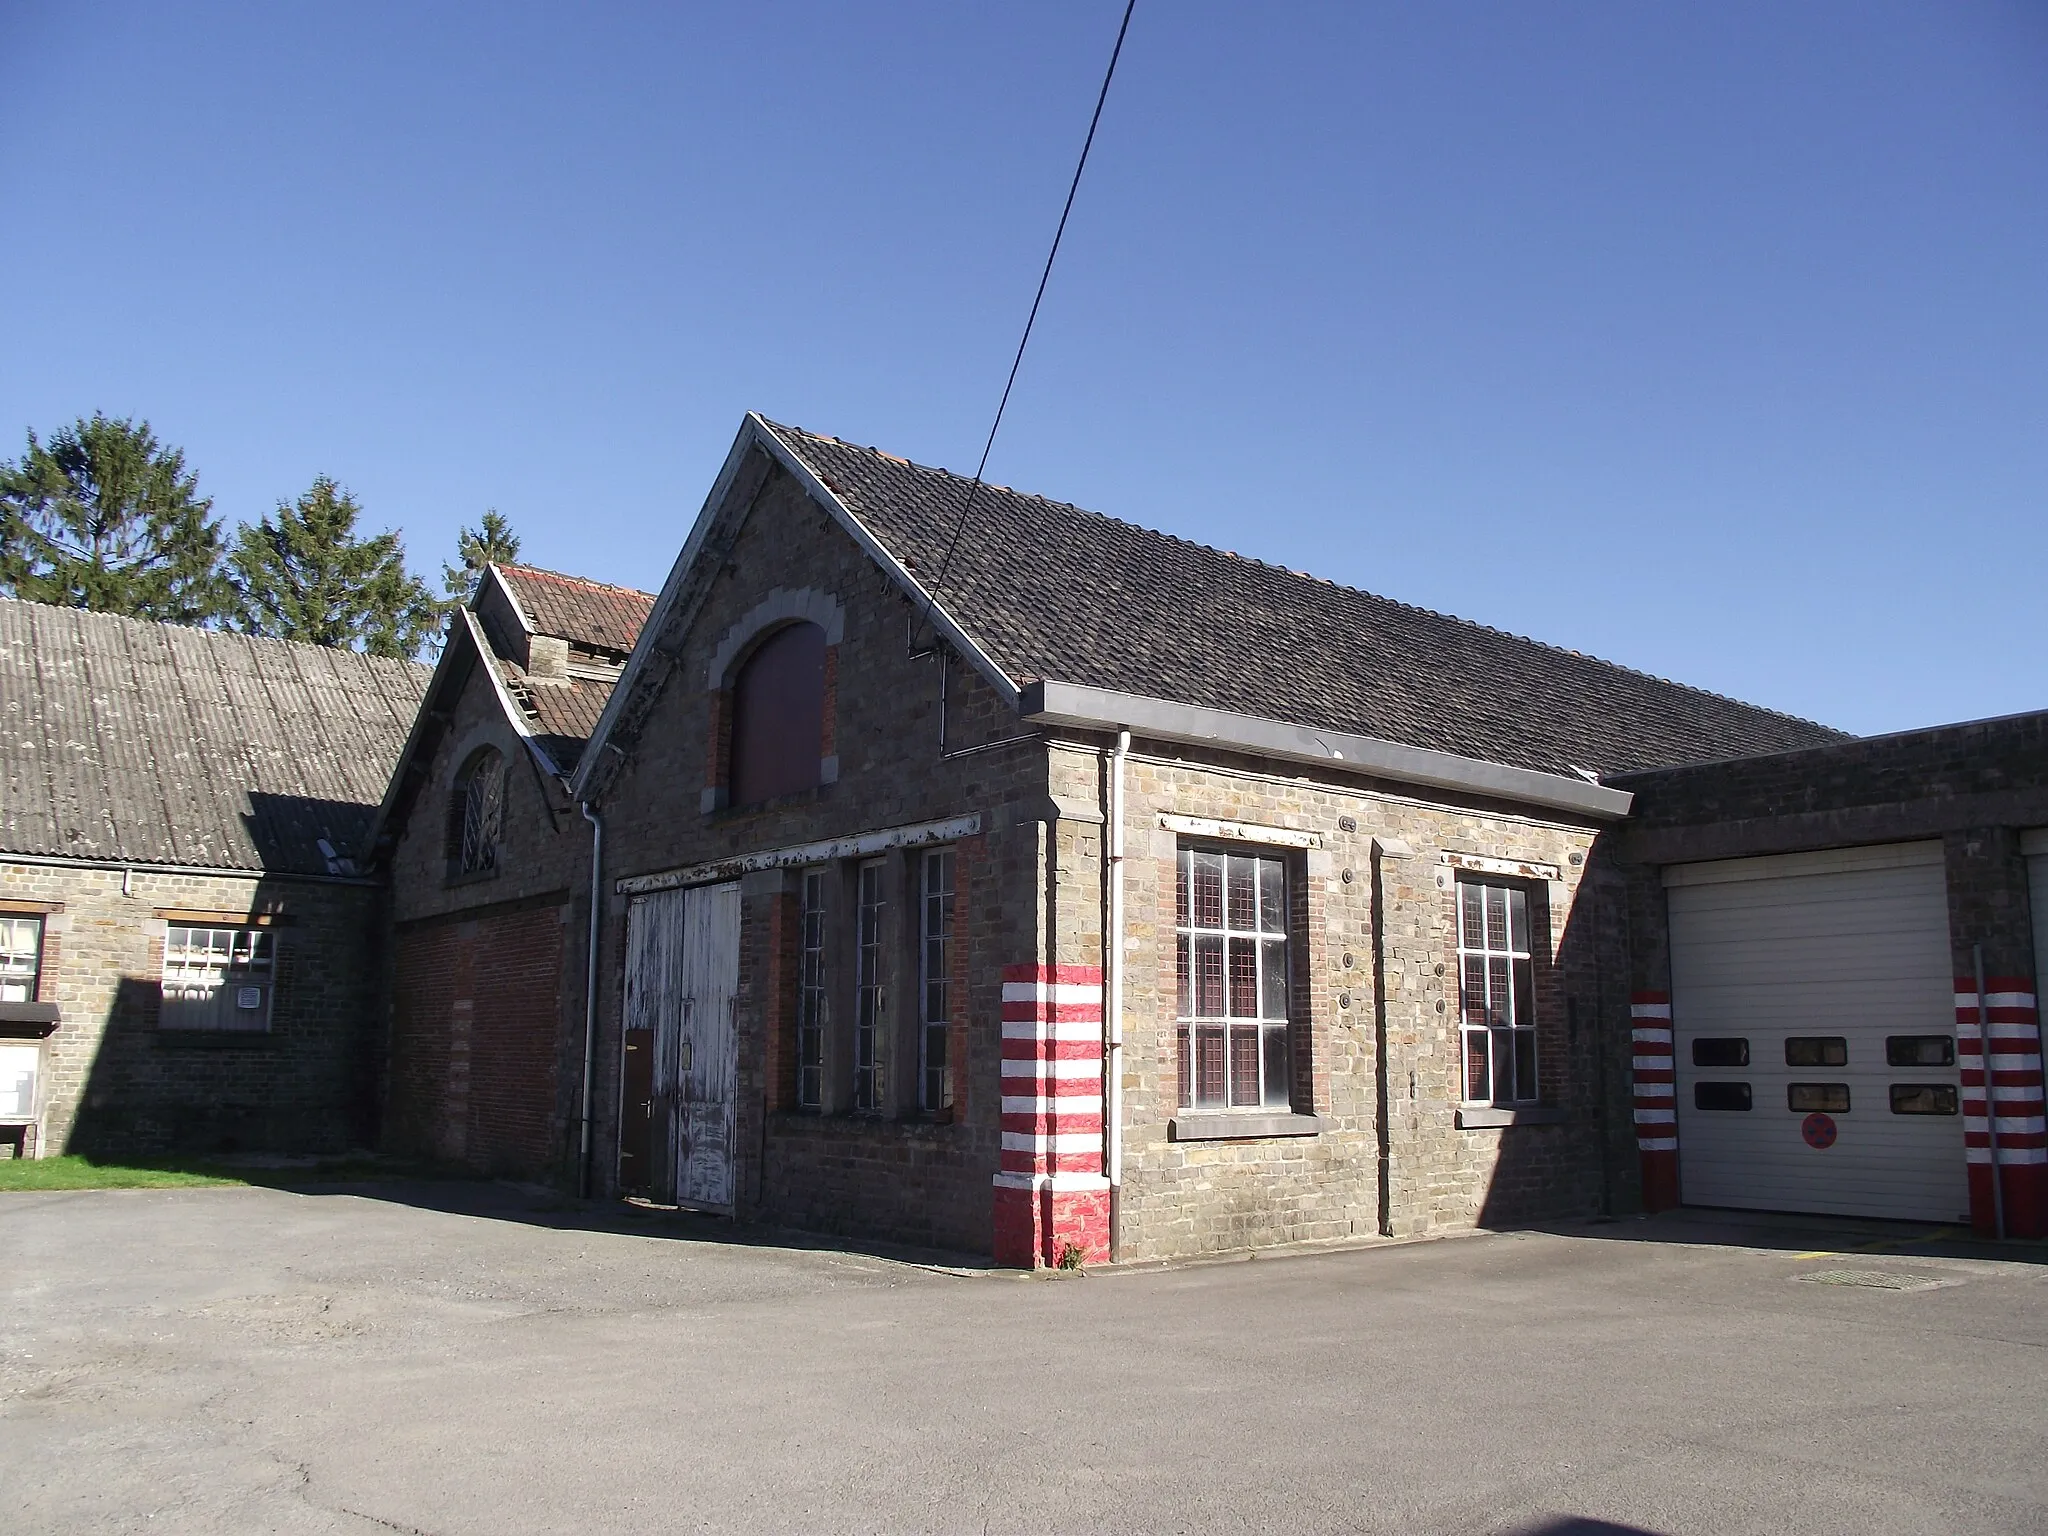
left=853, top=860, right=886, bottom=1112
left=919, top=848, right=956, bottom=1115
left=457, top=749, right=506, bottom=875
left=0, top=916, right=43, bottom=1003
left=795, top=869, right=827, bottom=1111
left=161, top=925, right=276, bottom=1032
left=1457, top=880, right=1536, bottom=1105
left=1176, top=847, right=1291, bottom=1110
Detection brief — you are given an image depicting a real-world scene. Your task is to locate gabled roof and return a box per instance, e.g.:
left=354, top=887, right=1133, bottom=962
left=476, top=565, right=655, bottom=775
left=493, top=563, right=652, bottom=657
left=0, top=598, right=429, bottom=876
left=362, top=566, right=654, bottom=866
left=759, top=421, right=1847, bottom=778
left=573, top=414, right=1848, bottom=809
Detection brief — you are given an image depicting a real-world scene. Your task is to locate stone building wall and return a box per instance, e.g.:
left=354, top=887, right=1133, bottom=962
left=1043, top=741, right=1623, bottom=1263
left=381, top=641, right=592, bottom=1182
left=0, top=859, right=384, bottom=1157
left=589, top=462, right=1050, bottom=1251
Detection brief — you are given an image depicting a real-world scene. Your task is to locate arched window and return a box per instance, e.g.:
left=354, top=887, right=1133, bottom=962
left=729, top=621, right=826, bottom=807
left=449, top=747, right=507, bottom=875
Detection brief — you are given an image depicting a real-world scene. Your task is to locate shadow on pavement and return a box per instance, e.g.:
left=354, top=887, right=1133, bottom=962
left=247, top=1161, right=1001, bottom=1273
left=1502, top=1520, right=1669, bottom=1536
left=1530, top=1206, right=2048, bottom=1267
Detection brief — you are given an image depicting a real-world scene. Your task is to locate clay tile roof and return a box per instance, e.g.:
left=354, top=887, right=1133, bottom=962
left=759, top=420, right=1850, bottom=778
left=496, top=564, right=654, bottom=655
left=0, top=598, right=431, bottom=874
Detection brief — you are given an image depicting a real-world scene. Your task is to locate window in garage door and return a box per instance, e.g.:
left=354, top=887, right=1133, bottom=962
left=1665, top=842, right=1967, bottom=1224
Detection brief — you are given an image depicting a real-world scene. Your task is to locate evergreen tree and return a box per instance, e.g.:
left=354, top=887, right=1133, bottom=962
left=440, top=509, right=521, bottom=605
left=229, top=477, right=438, bottom=658
left=0, top=414, right=232, bottom=624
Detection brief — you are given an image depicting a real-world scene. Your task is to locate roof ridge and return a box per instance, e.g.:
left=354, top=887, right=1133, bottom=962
left=760, top=423, right=1843, bottom=739
left=498, top=562, right=656, bottom=599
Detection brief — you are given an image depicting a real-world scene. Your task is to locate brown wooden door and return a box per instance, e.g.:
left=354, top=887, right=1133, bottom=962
left=618, top=1028, right=655, bottom=1194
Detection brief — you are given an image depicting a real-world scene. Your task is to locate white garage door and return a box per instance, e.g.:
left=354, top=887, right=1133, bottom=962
left=1666, top=842, right=1967, bottom=1223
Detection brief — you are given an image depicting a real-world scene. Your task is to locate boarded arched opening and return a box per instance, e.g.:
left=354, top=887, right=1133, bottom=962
left=728, top=621, right=827, bottom=806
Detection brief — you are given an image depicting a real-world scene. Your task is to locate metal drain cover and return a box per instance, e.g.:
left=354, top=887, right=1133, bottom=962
left=1796, top=1268, right=1953, bottom=1292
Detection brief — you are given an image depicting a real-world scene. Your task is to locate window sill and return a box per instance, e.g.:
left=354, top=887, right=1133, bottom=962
left=443, top=869, right=501, bottom=890
left=1170, top=1112, right=1324, bottom=1142
left=1455, top=1105, right=1566, bottom=1129
left=152, top=1030, right=276, bottom=1050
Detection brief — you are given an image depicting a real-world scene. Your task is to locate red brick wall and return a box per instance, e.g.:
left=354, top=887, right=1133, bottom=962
left=388, top=903, right=566, bottom=1177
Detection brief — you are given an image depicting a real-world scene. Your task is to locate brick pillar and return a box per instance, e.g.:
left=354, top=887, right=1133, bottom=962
left=991, top=963, right=1110, bottom=1267
left=1957, top=978, right=2046, bottom=1238
left=1630, top=991, right=1679, bottom=1211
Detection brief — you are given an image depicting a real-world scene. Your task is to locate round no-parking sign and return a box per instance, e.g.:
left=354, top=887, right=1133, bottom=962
left=1802, top=1112, right=1838, bottom=1149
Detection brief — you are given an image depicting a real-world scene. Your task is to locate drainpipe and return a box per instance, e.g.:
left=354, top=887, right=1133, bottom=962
left=1976, top=944, right=2005, bottom=1240
left=1105, top=728, right=1130, bottom=1260
left=578, top=801, right=605, bottom=1200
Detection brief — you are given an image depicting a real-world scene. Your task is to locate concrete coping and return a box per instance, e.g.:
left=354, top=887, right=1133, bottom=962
left=1169, top=1111, right=1325, bottom=1142
left=1454, top=1105, right=1568, bottom=1130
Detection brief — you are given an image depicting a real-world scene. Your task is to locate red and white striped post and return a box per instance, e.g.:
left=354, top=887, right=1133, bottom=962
left=1631, top=991, right=1680, bottom=1211
left=991, top=962, right=1111, bottom=1267
left=1957, top=978, right=2046, bottom=1239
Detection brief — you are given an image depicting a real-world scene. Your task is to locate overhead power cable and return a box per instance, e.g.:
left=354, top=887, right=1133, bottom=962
left=915, top=0, right=1137, bottom=647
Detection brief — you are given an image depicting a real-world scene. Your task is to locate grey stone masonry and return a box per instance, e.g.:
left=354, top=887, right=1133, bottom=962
left=2, top=859, right=384, bottom=1157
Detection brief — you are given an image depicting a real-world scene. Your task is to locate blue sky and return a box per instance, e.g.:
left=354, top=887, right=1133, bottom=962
left=4, top=2, right=2042, bottom=734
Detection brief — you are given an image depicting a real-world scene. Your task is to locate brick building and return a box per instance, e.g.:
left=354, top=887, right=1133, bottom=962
left=0, top=599, right=428, bottom=1159
left=365, top=564, right=653, bottom=1185
left=426, top=413, right=1866, bottom=1266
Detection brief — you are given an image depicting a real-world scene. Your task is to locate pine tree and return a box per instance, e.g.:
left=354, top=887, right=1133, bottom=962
left=229, top=477, right=438, bottom=658
left=441, top=509, right=521, bottom=604
left=0, top=414, right=232, bottom=624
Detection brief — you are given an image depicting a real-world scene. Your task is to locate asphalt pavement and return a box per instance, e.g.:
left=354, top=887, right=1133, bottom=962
left=3, top=1180, right=2043, bottom=1534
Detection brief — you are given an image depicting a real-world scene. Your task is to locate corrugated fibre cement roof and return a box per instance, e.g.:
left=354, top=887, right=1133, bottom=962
left=1, top=599, right=431, bottom=876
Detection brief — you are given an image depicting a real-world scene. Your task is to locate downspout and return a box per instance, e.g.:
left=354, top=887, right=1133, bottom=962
left=578, top=800, right=605, bottom=1200
left=1105, top=728, right=1130, bottom=1260
left=1976, top=943, right=2005, bottom=1240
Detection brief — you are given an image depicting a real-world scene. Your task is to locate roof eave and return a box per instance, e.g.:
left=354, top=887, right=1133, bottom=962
left=568, top=412, right=1023, bottom=805
left=1021, top=680, right=1636, bottom=821
left=749, top=416, right=1020, bottom=711
left=481, top=563, right=535, bottom=636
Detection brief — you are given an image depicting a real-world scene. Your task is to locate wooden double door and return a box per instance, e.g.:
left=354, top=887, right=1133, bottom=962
left=619, top=882, right=741, bottom=1210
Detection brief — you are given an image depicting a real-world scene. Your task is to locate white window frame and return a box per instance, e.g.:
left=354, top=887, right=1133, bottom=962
left=852, top=859, right=886, bottom=1113
left=160, top=924, right=277, bottom=1033
left=1175, top=845, right=1293, bottom=1112
left=795, top=868, right=827, bottom=1111
left=918, top=848, right=956, bottom=1116
left=1456, top=878, right=1538, bottom=1106
left=0, top=915, right=43, bottom=1004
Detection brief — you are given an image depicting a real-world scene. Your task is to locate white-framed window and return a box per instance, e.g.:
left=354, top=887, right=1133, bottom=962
left=795, top=868, right=827, bottom=1111
left=452, top=747, right=506, bottom=877
left=853, top=859, right=886, bottom=1112
left=1457, top=879, right=1537, bottom=1105
left=161, top=925, right=276, bottom=1032
left=918, top=848, right=956, bottom=1115
left=0, top=916, right=43, bottom=1003
left=0, top=1040, right=38, bottom=1121
left=1176, top=846, right=1292, bottom=1111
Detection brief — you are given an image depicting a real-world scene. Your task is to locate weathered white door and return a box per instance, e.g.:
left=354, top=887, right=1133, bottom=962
left=623, top=889, right=686, bottom=1202
left=624, top=881, right=742, bottom=1209
left=675, top=881, right=742, bottom=1209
